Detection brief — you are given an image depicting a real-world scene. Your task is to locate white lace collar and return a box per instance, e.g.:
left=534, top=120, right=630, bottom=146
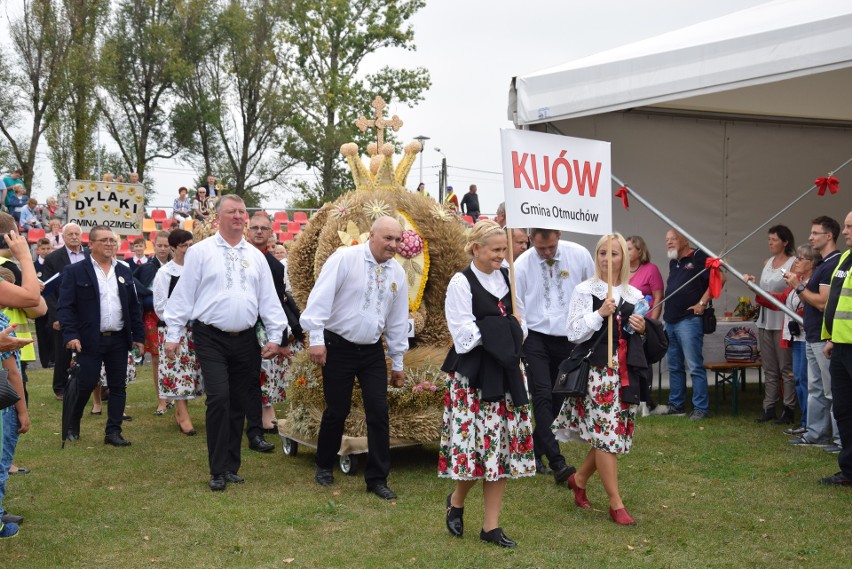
left=575, top=278, right=642, bottom=304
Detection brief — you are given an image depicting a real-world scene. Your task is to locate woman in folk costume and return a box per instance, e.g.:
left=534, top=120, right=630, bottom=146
left=443, top=186, right=459, bottom=213
left=153, top=229, right=203, bottom=436
left=439, top=220, right=534, bottom=548
left=552, top=233, right=650, bottom=526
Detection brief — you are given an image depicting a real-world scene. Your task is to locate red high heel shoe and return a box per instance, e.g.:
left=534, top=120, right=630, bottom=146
left=567, top=473, right=591, bottom=509
left=609, top=507, right=636, bottom=526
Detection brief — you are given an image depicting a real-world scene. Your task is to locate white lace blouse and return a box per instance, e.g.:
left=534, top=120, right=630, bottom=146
left=445, top=264, right=527, bottom=354
left=566, top=278, right=642, bottom=343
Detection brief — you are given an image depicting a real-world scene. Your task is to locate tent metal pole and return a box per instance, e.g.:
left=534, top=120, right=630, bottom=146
left=611, top=173, right=802, bottom=324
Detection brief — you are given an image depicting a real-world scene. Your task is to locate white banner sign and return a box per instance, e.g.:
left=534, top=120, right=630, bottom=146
left=501, top=129, right=611, bottom=235
left=66, top=180, right=145, bottom=235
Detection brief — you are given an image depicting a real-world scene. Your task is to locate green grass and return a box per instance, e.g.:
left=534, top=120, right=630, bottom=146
left=2, top=367, right=850, bottom=568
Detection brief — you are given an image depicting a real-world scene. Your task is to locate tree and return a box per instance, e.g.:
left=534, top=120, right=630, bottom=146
left=171, top=0, right=223, bottom=179
left=175, top=0, right=295, bottom=203
left=46, top=0, right=110, bottom=187
left=98, top=0, right=184, bottom=182
left=280, top=0, right=431, bottom=207
left=0, top=0, right=70, bottom=190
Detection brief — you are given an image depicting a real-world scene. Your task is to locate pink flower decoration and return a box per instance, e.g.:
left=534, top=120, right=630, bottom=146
left=397, top=229, right=424, bottom=259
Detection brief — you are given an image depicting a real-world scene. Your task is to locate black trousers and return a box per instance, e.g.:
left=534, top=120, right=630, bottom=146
left=193, top=322, right=261, bottom=476
left=830, top=343, right=852, bottom=477
left=35, top=315, right=52, bottom=368
left=52, top=327, right=72, bottom=395
left=316, top=331, right=390, bottom=487
left=524, top=330, right=572, bottom=467
left=72, top=334, right=129, bottom=435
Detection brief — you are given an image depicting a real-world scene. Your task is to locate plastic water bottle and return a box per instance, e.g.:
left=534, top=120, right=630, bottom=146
left=625, top=295, right=652, bottom=334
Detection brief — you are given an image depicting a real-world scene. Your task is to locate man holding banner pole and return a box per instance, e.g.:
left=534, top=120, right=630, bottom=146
left=515, top=229, right=594, bottom=479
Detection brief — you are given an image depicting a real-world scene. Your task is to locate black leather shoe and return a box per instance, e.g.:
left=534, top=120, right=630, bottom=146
left=535, top=458, right=553, bottom=475
left=123, top=414, right=133, bottom=421
left=367, top=483, right=397, bottom=500
left=480, top=527, right=517, bottom=548
left=104, top=432, right=131, bottom=447
left=209, top=475, right=226, bottom=491
left=315, top=467, right=334, bottom=487
left=248, top=435, right=274, bottom=453
left=66, top=431, right=79, bottom=442
left=553, top=462, right=577, bottom=485
left=446, top=493, right=463, bottom=537
left=1, top=512, right=23, bottom=524
left=754, top=407, right=776, bottom=423
left=223, top=471, right=244, bottom=484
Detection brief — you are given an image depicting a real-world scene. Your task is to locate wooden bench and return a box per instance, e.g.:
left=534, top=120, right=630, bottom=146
left=703, top=361, right=763, bottom=416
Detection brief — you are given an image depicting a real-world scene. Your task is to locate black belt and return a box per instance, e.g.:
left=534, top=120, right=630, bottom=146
left=324, top=329, right=381, bottom=349
left=527, top=329, right=569, bottom=340
left=101, top=331, right=120, bottom=336
left=195, top=321, right=253, bottom=337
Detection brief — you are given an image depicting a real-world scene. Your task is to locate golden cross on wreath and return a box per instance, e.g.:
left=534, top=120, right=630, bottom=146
left=354, top=96, right=403, bottom=147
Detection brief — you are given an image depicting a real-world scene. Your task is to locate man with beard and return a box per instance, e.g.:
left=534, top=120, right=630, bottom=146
left=663, top=229, right=724, bottom=420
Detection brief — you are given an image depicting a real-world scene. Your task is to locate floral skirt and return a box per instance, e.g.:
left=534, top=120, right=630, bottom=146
left=99, top=352, right=136, bottom=387
left=438, top=372, right=536, bottom=481
left=260, top=339, right=303, bottom=406
left=156, top=326, right=204, bottom=400
left=143, top=309, right=160, bottom=354
left=551, top=364, right=637, bottom=455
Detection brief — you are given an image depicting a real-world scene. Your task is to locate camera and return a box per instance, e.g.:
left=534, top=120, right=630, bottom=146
left=788, top=320, right=801, bottom=336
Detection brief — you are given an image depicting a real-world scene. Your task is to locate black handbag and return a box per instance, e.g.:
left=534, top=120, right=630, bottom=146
left=553, top=326, right=608, bottom=398
left=0, top=368, right=21, bottom=411
left=702, top=300, right=717, bottom=334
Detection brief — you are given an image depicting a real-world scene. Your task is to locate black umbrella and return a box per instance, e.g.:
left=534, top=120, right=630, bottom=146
left=61, top=353, right=80, bottom=448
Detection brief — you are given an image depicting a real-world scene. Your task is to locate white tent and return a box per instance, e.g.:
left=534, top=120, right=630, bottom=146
left=508, top=0, right=852, bottom=311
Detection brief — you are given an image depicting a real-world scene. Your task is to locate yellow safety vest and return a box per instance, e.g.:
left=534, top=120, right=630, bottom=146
left=822, top=250, right=852, bottom=344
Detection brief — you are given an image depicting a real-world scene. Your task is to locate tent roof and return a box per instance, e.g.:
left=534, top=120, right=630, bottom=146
left=511, top=0, right=852, bottom=126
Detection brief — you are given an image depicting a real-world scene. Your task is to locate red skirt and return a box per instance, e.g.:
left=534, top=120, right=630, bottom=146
left=143, top=309, right=160, bottom=354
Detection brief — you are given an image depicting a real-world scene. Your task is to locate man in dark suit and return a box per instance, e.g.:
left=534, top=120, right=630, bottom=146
left=203, top=175, right=218, bottom=198
left=41, top=222, right=87, bottom=399
left=58, top=225, right=144, bottom=446
left=33, top=238, right=54, bottom=368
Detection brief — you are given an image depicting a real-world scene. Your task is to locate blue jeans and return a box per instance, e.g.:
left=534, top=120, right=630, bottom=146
left=666, top=317, right=708, bottom=413
left=805, top=341, right=840, bottom=445
left=792, top=341, right=808, bottom=428
left=0, top=406, right=20, bottom=512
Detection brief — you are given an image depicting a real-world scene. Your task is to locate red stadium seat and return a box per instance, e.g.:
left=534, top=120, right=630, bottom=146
left=272, top=222, right=282, bottom=233
left=26, top=227, right=46, bottom=243
left=462, top=215, right=474, bottom=225
left=273, top=211, right=289, bottom=224
left=279, top=232, right=293, bottom=242
left=80, top=232, right=90, bottom=244
left=286, top=221, right=301, bottom=234
left=293, top=211, right=308, bottom=224
left=150, top=209, right=167, bottom=223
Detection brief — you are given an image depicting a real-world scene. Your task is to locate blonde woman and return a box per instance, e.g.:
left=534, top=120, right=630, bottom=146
left=439, top=220, right=534, bottom=548
left=552, top=233, right=649, bottom=526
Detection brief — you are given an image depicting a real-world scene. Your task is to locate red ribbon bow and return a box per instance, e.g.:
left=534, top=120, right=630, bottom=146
left=615, top=186, right=629, bottom=209
left=815, top=175, right=839, bottom=196
left=705, top=257, right=722, bottom=299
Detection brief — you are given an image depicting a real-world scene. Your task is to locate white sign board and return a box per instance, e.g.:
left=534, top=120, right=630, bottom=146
left=501, top=129, right=611, bottom=235
left=66, top=180, right=145, bottom=235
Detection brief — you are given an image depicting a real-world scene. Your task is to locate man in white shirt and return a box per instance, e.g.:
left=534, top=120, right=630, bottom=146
left=514, top=228, right=594, bottom=481
left=164, top=195, right=289, bottom=491
left=58, top=225, right=144, bottom=446
left=300, top=216, right=409, bottom=500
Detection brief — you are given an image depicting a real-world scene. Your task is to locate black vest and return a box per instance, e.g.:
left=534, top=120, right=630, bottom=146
left=442, top=267, right=528, bottom=404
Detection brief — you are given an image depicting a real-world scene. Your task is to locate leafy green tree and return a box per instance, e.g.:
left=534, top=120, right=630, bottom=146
left=47, top=0, right=110, bottom=188
left=280, top=0, right=431, bottom=207
left=98, top=0, right=185, bottom=182
left=0, top=0, right=70, bottom=190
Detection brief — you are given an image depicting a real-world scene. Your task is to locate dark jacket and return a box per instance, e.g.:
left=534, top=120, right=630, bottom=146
left=134, top=256, right=168, bottom=309
left=584, top=295, right=651, bottom=405
left=441, top=267, right=528, bottom=405
left=42, top=246, right=73, bottom=325
left=57, top=257, right=144, bottom=353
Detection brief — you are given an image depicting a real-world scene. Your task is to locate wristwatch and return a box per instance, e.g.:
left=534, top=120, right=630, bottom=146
left=795, top=284, right=806, bottom=294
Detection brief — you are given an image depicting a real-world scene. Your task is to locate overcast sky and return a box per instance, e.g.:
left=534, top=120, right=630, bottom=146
left=12, top=0, right=772, bottom=211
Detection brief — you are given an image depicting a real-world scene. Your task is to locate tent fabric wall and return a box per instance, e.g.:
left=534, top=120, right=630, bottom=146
left=537, top=111, right=852, bottom=312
